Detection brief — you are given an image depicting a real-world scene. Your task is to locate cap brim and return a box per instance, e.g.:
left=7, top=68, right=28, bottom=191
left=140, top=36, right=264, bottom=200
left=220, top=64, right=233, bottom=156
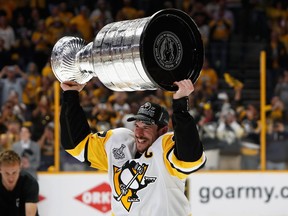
left=127, top=115, right=154, bottom=125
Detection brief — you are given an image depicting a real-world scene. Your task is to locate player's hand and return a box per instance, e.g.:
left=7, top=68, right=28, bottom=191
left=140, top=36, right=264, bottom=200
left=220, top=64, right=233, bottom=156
left=60, top=81, right=86, bottom=92
left=173, top=79, right=194, bottom=99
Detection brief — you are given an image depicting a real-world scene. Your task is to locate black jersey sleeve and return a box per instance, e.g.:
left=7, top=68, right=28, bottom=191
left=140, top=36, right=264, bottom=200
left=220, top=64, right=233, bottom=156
left=60, top=90, right=91, bottom=150
left=172, top=97, right=204, bottom=162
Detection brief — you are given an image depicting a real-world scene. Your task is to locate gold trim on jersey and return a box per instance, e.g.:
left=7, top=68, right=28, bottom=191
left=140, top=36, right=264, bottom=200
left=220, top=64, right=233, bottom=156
left=87, top=132, right=109, bottom=170
left=66, top=136, right=88, bottom=160
left=162, top=134, right=206, bottom=179
left=66, top=131, right=112, bottom=171
left=168, top=151, right=206, bottom=172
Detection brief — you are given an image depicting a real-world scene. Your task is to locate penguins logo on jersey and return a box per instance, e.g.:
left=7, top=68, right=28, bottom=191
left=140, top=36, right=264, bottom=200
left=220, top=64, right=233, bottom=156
left=113, top=161, right=156, bottom=211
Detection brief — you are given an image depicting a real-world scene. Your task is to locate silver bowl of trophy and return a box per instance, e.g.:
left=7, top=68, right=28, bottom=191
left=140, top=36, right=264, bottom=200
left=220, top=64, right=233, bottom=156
left=50, top=9, right=204, bottom=92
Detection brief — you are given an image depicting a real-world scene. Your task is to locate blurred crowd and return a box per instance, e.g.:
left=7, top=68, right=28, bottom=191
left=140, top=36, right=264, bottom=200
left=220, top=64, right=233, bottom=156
left=0, top=0, right=288, bottom=175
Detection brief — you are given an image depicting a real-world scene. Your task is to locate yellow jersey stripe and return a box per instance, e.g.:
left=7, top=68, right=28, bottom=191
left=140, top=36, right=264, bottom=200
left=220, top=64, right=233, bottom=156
left=66, top=131, right=112, bottom=171
left=162, top=133, right=206, bottom=179
left=66, top=136, right=89, bottom=161
left=168, top=150, right=206, bottom=172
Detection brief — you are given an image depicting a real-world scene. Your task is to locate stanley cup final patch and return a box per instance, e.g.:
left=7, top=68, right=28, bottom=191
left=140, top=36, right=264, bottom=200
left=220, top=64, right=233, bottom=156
left=153, top=31, right=183, bottom=71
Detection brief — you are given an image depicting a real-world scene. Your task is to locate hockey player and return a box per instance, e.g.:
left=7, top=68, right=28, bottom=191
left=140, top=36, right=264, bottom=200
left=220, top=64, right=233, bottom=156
left=60, top=79, right=206, bottom=216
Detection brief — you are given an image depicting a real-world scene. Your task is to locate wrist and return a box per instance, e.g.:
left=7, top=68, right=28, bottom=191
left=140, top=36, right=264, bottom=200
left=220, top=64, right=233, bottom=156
left=172, top=97, right=189, bottom=113
left=63, top=90, right=80, bottom=103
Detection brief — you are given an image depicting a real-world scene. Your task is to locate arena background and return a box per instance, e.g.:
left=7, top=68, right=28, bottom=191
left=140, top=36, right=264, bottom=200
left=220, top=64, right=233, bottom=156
left=35, top=52, right=287, bottom=216
left=1, top=0, right=288, bottom=215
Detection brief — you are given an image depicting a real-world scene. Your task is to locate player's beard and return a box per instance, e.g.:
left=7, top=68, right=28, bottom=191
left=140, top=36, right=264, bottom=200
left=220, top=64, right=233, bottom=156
left=135, top=136, right=151, bottom=153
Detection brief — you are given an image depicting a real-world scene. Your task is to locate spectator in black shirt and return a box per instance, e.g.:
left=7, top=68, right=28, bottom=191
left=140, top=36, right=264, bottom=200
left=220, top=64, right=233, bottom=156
left=0, top=150, right=39, bottom=216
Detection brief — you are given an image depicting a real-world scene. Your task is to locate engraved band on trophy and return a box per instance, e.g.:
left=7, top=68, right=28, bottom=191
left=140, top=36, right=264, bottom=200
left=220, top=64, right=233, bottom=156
left=50, top=9, right=204, bottom=92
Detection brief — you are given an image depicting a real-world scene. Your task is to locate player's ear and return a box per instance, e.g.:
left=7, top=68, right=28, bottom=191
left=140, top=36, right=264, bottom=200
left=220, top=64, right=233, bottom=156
left=158, top=125, right=168, bottom=135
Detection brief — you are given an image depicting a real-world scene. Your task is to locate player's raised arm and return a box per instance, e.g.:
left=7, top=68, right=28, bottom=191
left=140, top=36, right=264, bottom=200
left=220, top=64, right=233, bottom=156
left=60, top=81, right=91, bottom=150
left=172, top=79, right=206, bottom=164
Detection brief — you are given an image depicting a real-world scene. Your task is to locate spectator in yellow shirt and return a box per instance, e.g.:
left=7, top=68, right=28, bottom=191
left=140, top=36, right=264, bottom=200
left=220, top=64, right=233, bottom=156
left=195, top=58, right=219, bottom=97
left=22, top=62, right=41, bottom=118
left=116, top=0, right=145, bottom=21
left=70, top=6, right=93, bottom=42
left=45, top=5, right=66, bottom=44
left=31, top=19, right=52, bottom=69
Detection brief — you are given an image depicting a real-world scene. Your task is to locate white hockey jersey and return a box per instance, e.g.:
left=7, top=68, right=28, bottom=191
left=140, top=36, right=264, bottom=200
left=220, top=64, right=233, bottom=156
left=66, top=127, right=206, bottom=216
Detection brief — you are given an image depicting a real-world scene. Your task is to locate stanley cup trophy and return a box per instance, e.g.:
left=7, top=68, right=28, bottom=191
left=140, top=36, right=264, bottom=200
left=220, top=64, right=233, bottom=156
left=51, top=9, right=204, bottom=92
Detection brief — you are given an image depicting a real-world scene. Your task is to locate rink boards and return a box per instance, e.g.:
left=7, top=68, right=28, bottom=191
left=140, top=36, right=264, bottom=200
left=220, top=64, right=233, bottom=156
left=37, top=171, right=288, bottom=216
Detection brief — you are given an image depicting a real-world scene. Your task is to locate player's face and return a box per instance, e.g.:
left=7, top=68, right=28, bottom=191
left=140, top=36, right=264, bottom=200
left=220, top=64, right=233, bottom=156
left=0, top=163, right=21, bottom=191
left=134, top=121, right=160, bottom=153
